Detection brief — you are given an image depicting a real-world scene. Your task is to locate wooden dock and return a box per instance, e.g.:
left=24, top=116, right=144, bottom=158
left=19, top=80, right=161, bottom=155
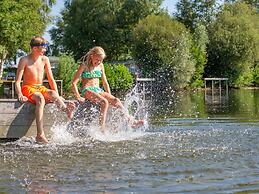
left=204, top=78, right=228, bottom=93
left=204, top=78, right=229, bottom=104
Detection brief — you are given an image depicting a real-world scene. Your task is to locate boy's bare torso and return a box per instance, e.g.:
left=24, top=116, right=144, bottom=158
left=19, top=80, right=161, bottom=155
left=22, top=55, right=47, bottom=86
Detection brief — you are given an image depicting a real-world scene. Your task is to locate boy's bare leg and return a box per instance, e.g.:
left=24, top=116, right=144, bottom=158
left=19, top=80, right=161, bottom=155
left=33, top=93, right=48, bottom=144
left=54, top=96, right=75, bottom=119
left=44, top=90, right=75, bottom=119
left=65, top=101, right=76, bottom=119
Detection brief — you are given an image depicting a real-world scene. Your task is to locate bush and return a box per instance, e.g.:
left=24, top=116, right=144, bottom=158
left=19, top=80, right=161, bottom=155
left=56, top=53, right=78, bottom=97
left=104, top=63, right=134, bottom=93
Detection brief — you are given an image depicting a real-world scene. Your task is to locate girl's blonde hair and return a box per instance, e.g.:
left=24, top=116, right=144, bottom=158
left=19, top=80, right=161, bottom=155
left=81, top=46, right=106, bottom=70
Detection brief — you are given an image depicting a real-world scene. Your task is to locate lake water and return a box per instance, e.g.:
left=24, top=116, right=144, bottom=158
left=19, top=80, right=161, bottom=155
left=1, top=89, right=259, bottom=193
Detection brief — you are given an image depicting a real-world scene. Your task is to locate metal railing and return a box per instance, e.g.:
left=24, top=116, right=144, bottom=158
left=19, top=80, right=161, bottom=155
left=0, top=80, right=63, bottom=99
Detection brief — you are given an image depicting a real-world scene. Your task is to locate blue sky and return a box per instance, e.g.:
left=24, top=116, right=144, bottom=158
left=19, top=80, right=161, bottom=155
left=44, top=0, right=178, bottom=43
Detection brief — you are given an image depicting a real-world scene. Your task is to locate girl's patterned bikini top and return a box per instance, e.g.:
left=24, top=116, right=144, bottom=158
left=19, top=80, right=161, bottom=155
left=81, top=67, right=102, bottom=78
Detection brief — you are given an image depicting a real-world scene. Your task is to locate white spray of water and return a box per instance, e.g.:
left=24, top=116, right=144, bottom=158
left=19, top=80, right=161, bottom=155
left=50, top=84, right=149, bottom=143
left=50, top=123, right=78, bottom=145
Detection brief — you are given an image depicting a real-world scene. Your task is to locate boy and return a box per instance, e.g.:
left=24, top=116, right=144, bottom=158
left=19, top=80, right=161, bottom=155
left=15, top=36, right=75, bottom=144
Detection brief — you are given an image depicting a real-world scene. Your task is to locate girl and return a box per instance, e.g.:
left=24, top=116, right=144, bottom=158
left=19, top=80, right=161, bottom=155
left=72, top=46, right=144, bottom=132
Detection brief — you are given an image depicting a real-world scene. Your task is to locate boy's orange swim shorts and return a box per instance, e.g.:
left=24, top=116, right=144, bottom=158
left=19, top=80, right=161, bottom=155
left=21, top=85, right=48, bottom=104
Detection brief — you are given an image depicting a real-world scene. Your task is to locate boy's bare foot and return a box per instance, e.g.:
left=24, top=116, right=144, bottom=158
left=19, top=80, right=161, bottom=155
left=35, top=134, right=48, bottom=144
left=66, top=101, right=76, bottom=119
left=131, top=119, right=145, bottom=129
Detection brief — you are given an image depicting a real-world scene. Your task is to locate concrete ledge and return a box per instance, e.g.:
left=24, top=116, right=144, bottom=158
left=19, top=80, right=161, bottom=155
left=0, top=99, right=70, bottom=139
left=0, top=99, right=129, bottom=141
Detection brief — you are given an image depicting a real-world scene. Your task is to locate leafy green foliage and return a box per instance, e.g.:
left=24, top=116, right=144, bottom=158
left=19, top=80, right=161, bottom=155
left=253, top=62, right=259, bottom=85
left=56, top=53, right=78, bottom=97
left=190, top=23, right=209, bottom=88
left=0, top=0, right=55, bottom=78
left=207, top=2, right=259, bottom=87
left=0, top=0, right=53, bottom=55
left=175, top=0, right=218, bottom=31
left=50, top=0, right=163, bottom=60
left=132, top=14, right=195, bottom=89
left=224, top=0, right=259, bottom=10
left=104, top=63, right=134, bottom=92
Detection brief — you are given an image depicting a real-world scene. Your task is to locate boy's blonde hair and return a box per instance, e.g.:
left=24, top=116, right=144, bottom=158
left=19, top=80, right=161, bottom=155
left=30, top=36, right=48, bottom=48
left=81, top=46, right=106, bottom=70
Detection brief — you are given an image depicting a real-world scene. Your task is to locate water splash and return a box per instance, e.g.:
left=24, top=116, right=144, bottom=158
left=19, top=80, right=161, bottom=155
left=124, top=84, right=150, bottom=122
left=50, top=123, right=78, bottom=145
left=87, top=125, right=146, bottom=142
left=64, top=84, right=149, bottom=142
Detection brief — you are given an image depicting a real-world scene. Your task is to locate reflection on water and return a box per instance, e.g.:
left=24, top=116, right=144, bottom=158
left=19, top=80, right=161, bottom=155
left=1, top=89, right=259, bottom=193
left=151, top=89, right=259, bottom=120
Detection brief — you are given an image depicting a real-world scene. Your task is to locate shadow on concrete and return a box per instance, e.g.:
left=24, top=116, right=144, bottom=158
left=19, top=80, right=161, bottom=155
left=0, top=137, right=20, bottom=143
left=6, top=102, right=35, bottom=138
left=67, top=101, right=98, bottom=137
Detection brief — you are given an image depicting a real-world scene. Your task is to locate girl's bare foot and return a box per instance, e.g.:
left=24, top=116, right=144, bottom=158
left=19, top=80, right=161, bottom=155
left=66, top=101, right=76, bottom=119
left=100, top=125, right=106, bottom=133
left=131, top=119, right=145, bottom=129
left=35, top=134, right=48, bottom=144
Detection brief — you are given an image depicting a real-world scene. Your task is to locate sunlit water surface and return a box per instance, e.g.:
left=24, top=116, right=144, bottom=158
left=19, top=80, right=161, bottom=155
left=1, top=89, right=259, bottom=193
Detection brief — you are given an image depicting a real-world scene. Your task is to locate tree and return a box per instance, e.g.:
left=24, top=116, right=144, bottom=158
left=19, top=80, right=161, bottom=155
left=190, top=23, right=209, bottom=88
left=175, top=0, right=218, bottom=31
left=207, top=2, right=259, bottom=87
left=132, top=14, right=195, bottom=89
left=0, top=0, right=55, bottom=78
left=50, top=0, right=163, bottom=60
left=224, top=0, right=259, bottom=10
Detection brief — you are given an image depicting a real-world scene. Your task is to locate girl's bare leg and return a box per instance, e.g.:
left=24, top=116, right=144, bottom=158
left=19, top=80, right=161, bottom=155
left=84, top=91, right=109, bottom=132
left=101, top=92, right=144, bottom=128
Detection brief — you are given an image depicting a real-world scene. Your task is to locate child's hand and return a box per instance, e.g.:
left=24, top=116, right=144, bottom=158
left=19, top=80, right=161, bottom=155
left=18, top=94, right=28, bottom=103
left=77, top=97, right=85, bottom=103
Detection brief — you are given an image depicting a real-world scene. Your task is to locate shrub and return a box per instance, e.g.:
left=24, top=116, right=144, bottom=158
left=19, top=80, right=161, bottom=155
left=104, top=63, right=134, bottom=93
left=56, top=53, right=78, bottom=97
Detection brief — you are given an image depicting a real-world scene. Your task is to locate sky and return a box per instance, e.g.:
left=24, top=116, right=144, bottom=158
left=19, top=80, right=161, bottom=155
left=44, top=0, right=178, bottom=43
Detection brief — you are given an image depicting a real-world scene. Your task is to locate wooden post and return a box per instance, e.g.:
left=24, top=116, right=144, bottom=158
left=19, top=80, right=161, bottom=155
left=219, top=80, right=222, bottom=102
left=212, top=80, right=214, bottom=102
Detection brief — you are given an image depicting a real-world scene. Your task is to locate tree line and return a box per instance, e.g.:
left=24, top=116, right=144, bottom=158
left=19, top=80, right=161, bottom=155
left=0, top=0, right=258, bottom=90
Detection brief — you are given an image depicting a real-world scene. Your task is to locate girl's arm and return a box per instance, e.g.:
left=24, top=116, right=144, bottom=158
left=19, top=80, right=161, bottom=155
left=101, top=63, right=111, bottom=94
left=72, top=64, right=85, bottom=100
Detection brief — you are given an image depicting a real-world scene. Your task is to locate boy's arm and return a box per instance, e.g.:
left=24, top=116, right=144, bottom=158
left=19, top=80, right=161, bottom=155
left=100, top=64, right=111, bottom=94
left=44, top=56, right=59, bottom=94
left=15, top=57, right=28, bottom=102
